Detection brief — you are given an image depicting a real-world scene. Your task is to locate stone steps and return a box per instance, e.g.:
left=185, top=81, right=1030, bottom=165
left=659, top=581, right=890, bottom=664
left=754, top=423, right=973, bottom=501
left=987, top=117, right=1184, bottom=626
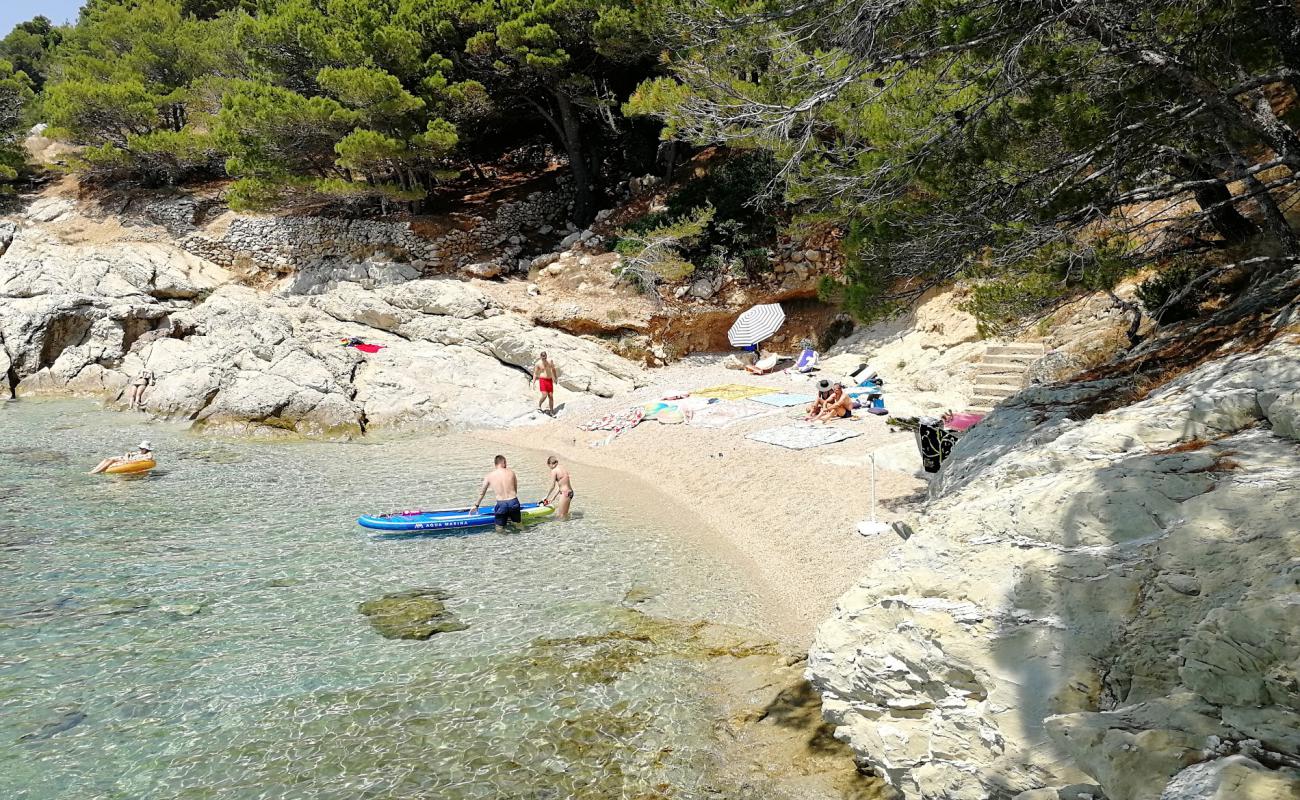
left=968, top=341, right=1047, bottom=411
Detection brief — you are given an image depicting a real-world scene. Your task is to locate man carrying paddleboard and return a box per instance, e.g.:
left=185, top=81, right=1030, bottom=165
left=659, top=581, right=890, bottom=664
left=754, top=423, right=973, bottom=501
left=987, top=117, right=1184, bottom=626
left=472, top=455, right=521, bottom=532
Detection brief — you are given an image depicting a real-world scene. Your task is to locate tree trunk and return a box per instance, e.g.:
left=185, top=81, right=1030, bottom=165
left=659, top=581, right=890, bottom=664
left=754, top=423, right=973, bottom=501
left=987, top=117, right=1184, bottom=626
left=1173, top=153, right=1258, bottom=243
left=1228, top=102, right=1300, bottom=257
left=555, top=92, right=596, bottom=226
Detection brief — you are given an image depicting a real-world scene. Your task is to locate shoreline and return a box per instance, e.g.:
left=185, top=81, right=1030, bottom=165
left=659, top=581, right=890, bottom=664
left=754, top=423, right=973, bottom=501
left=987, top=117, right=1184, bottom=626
left=474, top=359, right=929, bottom=649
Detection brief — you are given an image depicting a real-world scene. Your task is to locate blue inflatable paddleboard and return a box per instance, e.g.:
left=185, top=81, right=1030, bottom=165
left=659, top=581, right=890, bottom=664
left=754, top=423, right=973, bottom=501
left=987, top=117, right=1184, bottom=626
left=357, top=503, right=555, bottom=534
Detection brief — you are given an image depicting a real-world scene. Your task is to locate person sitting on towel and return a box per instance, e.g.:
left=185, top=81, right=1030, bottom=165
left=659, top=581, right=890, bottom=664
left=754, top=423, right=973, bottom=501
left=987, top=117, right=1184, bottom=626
left=806, top=380, right=852, bottom=421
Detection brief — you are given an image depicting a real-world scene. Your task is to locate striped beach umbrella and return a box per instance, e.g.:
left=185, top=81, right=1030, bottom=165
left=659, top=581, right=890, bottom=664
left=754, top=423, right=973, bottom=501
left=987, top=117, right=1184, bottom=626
left=727, top=303, right=786, bottom=347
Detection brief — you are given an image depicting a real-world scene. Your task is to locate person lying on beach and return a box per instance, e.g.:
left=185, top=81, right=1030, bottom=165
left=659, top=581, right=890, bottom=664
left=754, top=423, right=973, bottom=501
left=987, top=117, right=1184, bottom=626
left=745, top=350, right=780, bottom=375
left=89, top=440, right=154, bottom=474
left=542, top=455, right=575, bottom=520
left=472, top=454, right=521, bottom=532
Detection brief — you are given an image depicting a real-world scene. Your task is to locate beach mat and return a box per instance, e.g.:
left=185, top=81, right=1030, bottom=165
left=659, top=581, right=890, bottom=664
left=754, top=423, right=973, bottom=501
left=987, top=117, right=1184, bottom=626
left=692, top=383, right=772, bottom=401
left=688, top=402, right=774, bottom=429
left=746, top=424, right=862, bottom=450
left=751, top=392, right=815, bottom=408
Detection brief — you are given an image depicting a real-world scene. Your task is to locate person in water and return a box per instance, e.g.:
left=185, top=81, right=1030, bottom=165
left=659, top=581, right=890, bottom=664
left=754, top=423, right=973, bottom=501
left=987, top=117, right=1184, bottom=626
left=129, top=369, right=154, bottom=410
left=542, top=455, right=575, bottom=520
left=89, top=440, right=154, bottom=474
left=472, top=454, right=521, bottom=532
left=530, top=351, right=558, bottom=416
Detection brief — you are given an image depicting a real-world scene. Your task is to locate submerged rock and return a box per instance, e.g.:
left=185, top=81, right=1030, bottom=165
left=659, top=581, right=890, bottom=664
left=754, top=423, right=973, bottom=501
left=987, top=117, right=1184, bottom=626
left=358, top=588, right=468, bottom=640
left=18, top=709, right=86, bottom=742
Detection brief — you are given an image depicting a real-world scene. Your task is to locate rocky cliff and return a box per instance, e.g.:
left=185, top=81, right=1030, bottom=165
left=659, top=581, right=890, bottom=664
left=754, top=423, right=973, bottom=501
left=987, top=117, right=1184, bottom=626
left=0, top=194, right=645, bottom=437
left=808, top=284, right=1300, bottom=800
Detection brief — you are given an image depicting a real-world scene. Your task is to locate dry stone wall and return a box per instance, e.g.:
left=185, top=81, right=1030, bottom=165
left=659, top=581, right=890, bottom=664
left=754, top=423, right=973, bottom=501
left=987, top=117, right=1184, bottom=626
left=127, top=181, right=574, bottom=294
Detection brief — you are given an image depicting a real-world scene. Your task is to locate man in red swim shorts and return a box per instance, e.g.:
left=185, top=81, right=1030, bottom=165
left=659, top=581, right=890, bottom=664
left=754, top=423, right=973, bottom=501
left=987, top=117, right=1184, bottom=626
left=531, top=351, right=558, bottom=416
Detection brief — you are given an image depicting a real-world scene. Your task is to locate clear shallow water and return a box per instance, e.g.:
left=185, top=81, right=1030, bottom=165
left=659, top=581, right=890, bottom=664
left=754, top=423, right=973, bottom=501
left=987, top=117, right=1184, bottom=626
left=0, top=400, right=761, bottom=800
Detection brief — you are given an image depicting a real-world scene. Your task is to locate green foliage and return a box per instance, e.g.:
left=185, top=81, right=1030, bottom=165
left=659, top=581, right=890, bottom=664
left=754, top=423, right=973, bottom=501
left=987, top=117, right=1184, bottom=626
left=959, top=240, right=1139, bottom=337
left=18, top=0, right=659, bottom=212
left=664, top=152, right=779, bottom=266
left=635, top=0, right=1300, bottom=329
left=0, top=58, right=35, bottom=187
left=1136, top=262, right=1214, bottom=323
left=612, top=205, right=715, bottom=296
left=0, top=16, right=62, bottom=91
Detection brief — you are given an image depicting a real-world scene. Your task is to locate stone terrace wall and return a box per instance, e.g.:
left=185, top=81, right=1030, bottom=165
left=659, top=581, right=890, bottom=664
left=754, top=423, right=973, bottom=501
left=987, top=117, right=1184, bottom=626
left=125, top=180, right=574, bottom=293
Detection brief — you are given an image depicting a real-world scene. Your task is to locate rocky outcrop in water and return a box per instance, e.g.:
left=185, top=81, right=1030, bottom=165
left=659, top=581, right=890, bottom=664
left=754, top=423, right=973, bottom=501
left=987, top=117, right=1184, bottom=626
left=358, top=588, right=468, bottom=640
left=808, top=335, right=1300, bottom=800
left=0, top=198, right=645, bottom=436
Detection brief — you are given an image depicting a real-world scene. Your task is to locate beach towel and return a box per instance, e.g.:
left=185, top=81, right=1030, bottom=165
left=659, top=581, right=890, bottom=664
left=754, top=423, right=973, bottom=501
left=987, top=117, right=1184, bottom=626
left=581, top=407, right=646, bottom=445
left=751, top=392, right=815, bottom=408
left=340, top=337, right=386, bottom=354
left=672, top=396, right=718, bottom=413
left=687, top=402, right=774, bottom=429
left=944, top=411, right=986, bottom=432
left=746, top=424, right=863, bottom=450
left=692, top=383, right=772, bottom=401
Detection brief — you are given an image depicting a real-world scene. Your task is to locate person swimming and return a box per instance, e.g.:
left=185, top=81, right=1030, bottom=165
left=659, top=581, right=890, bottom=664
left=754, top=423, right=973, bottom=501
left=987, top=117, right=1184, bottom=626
left=89, top=440, right=154, bottom=474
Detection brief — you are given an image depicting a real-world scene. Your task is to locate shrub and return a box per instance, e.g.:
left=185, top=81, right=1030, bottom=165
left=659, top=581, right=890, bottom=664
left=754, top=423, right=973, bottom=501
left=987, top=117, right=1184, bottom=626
left=1136, top=262, right=1214, bottom=323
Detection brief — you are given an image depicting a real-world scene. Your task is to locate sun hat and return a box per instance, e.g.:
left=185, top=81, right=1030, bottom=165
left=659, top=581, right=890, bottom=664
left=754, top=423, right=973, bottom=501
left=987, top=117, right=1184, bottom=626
left=138, top=440, right=153, bottom=451
left=817, top=379, right=832, bottom=393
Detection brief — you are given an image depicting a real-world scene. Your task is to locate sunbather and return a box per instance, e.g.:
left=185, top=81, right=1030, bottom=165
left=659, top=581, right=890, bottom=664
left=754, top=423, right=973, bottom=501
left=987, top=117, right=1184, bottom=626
left=806, top=380, right=852, bottom=421
left=792, top=340, right=819, bottom=373
left=745, top=350, right=780, bottom=374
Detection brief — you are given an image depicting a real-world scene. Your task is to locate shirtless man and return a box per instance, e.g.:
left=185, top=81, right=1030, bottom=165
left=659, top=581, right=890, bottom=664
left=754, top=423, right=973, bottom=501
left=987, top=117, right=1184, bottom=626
left=472, top=455, right=521, bottom=532
left=806, top=380, right=853, bottom=422
left=530, top=351, right=557, bottom=416
left=816, top=383, right=854, bottom=422
left=542, top=456, right=575, bottom=520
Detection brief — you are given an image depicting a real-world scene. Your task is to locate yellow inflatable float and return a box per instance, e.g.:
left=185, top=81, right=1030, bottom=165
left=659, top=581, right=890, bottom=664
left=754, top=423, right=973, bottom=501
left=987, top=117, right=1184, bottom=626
left=104, top=459, right=156, bottom=475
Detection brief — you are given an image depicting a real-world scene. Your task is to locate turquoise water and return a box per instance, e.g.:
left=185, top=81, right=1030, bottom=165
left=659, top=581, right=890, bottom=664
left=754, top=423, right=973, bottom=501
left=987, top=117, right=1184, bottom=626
left=0, top=400, right=761, bottom=800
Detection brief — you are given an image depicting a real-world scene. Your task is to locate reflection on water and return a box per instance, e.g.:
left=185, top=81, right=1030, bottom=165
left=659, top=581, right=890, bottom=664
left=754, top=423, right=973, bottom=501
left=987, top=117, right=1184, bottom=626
left=0, top=400, right=757, bottom=799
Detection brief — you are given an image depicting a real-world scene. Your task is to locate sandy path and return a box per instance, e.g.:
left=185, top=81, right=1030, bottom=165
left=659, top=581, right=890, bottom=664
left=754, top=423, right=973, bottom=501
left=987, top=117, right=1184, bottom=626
left=477, top=356, right=928, bottom=647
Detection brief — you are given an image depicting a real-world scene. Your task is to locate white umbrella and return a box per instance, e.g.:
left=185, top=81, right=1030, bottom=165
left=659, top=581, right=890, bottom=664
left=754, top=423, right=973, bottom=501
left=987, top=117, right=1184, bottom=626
left=727, top=303, right=786, bottom=347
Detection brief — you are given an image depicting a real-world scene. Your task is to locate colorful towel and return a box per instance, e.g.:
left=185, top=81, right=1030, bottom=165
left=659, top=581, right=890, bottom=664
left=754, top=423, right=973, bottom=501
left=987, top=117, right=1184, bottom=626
left=746, top=424, right=862, bottom=450
left=751, top=392, right=815, bottom=408
left=692, top=383, right=772, bottom=401
left=581, top=407, right=646, bottom=446
left=687, top=402, right=774, bottom=429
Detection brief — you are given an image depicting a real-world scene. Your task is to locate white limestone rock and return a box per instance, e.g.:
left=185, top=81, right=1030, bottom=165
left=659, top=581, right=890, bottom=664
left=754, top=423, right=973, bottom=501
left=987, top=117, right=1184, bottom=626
left=809, top=339, right=1300, bottom=800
